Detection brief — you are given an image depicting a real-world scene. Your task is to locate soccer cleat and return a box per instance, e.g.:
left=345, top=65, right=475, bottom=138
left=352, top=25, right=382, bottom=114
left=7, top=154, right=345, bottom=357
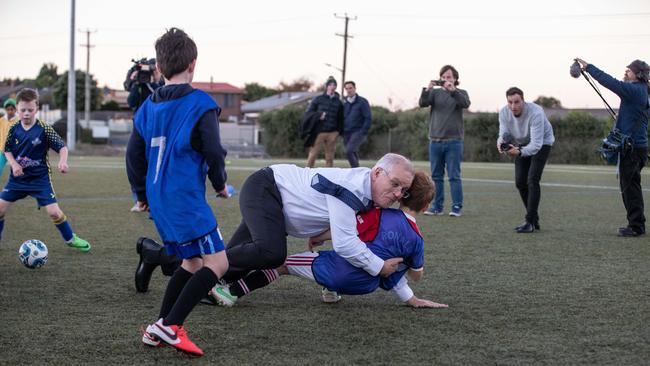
left=321, top=287, right=342, bottom=303
left=135, top=237, right=162, bottom=293
left=67, top=234, right=91, bottom=252
left=141, top=329, right=163, bottom=348
left=145, top=319, right=204, bottom=356
left=209, top=284, right=238, bottom=307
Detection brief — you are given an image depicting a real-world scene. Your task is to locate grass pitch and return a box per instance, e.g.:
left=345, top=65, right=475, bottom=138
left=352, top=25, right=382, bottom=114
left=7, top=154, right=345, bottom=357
left=0, top=156, right=648, bottom=365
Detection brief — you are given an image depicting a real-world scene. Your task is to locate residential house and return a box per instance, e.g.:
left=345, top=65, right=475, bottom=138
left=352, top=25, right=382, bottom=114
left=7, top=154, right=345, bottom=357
left=191, top=80, right=243, bottom=121
left=241, top=91, right=319, bottom=123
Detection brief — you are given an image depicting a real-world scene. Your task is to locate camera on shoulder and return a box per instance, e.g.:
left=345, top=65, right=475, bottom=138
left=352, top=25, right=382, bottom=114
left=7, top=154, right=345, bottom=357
left=123, top=58, right=156, bottom=91
left=132, top=58, right=155, bottom=84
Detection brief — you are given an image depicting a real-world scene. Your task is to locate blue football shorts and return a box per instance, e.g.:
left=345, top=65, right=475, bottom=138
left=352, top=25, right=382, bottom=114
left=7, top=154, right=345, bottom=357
left=0, top=186, right=57, bottom=207
left=164, top=228, right=225, bottom=260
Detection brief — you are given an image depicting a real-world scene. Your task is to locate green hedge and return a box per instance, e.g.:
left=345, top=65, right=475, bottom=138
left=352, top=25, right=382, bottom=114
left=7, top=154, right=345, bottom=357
left=260, top=106, right=622, bottom=165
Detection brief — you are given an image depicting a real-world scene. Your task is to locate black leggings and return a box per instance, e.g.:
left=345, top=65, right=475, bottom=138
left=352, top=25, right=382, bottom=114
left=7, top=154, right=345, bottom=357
left=223, top=168, right=287, bottom=283
left=514, top=145, right=552, bottom=225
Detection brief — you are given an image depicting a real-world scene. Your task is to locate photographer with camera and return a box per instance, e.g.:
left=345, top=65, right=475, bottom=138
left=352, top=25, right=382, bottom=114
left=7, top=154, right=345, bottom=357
left=497, top=87, right=554, bottom=233
left=125, top=58, right=164, bottom=111
left=575, top=58, right=649, bottom=237
left=419, top=65, right=471, bottom=217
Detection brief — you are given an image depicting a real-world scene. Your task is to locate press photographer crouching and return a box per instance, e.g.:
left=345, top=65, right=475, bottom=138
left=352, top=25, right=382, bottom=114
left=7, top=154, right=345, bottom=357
left=575, top=58, right=649, bottom=237
left=497, top=87, right=555, bottom=233
left=125, top=58, right=164, bottom=111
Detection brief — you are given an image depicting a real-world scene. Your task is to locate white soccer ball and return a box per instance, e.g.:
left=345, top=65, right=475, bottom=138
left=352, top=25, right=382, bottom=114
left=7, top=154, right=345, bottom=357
left=18, top=239, right=48, bottom=269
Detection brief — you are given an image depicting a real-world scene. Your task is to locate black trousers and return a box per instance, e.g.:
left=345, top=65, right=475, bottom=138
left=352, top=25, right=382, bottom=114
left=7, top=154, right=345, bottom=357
left=514, top=145, right=552, bottom=225
left=619, top=147, right=647, bottom=233
left=222, top=167, right=287, bottom=283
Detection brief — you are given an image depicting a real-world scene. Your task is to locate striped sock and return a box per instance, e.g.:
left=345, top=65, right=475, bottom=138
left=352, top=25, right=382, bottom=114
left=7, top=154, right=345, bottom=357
left=53, top=215, right=74, bottom=242
left=230, top=269, right=279, bottom=297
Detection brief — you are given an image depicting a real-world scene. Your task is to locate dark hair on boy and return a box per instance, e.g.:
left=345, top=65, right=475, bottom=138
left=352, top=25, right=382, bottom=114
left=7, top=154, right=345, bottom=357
left=402, top=171, right=435, bottom=213
left=439, top=65, right=460, bottom=86
left=154, top=27, right=198, bottom=80
left=506, top=87, right=524, bottom=99
left=16, top=88, right=40, bottom=105
left=344, top=81, right=356, bottom=87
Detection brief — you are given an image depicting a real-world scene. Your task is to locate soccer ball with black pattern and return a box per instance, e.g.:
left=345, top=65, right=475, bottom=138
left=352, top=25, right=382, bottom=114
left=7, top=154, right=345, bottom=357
left=18, top=240, right=48, bottom=269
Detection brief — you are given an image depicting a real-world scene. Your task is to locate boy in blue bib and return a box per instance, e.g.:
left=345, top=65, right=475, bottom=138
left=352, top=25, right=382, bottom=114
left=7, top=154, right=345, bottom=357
left=128, top=28, right=229, bottom=357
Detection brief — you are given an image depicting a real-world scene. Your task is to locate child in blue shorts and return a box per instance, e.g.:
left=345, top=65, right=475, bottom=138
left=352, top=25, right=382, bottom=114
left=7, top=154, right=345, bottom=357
left=0, top=88, right=90, bottom=252
left=127, top=27, right=229, bottom=357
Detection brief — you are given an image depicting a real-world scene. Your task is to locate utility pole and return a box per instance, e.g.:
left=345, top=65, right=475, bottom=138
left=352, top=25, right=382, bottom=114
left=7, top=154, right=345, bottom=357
left=334, top=13, right=356, bottom=96
left=80, top=29, right=95, bottom=128
left=67, top=0, right=76, bottom=151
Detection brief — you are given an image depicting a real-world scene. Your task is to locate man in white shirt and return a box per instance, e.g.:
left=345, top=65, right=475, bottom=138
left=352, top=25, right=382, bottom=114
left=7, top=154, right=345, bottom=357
left=497, top=87, right=555, bottom=233
left=222, top=153, right=415, bottom=284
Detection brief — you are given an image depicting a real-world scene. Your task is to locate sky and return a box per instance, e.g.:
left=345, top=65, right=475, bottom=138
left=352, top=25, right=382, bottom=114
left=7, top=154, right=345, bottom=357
left=1, top=0, right=649, bottom=112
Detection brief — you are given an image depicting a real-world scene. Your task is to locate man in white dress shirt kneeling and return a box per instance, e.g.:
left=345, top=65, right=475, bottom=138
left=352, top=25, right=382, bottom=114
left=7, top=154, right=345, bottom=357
left=221, top=153, right=415, bottom=288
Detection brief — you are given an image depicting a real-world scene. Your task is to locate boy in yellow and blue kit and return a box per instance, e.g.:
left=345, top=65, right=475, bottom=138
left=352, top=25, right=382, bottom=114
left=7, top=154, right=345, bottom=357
left=0, top=88, right=90, bottom=251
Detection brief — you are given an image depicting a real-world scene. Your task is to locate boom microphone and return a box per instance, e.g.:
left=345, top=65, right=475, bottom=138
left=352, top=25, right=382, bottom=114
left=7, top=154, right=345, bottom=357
left=570, top=60, right=581, bottom=78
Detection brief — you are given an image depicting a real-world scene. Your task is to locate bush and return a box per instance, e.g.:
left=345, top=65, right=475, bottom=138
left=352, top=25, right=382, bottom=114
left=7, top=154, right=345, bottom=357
left=259, top=105, right=305, bottom=157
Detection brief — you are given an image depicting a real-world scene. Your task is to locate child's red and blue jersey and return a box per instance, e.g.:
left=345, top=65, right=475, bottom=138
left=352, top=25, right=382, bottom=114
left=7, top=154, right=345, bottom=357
left=312, top=207, right=424, bottom=295
left=4, top=119, right=65, bottom=190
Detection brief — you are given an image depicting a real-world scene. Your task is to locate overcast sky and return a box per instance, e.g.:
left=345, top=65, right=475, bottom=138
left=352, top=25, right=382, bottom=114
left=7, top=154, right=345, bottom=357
left=1, top=0, right=649, bottom=111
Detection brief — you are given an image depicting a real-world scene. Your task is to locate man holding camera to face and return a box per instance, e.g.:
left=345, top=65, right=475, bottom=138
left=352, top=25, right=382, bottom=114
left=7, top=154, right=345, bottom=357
left=497, top=87, right=555, bottom=233
left=419, top=65, right=471, bottom=217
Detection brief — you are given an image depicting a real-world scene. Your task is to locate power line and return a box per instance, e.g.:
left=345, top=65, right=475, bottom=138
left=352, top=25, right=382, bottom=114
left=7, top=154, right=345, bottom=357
left=358, top=12, right=650, bottom=20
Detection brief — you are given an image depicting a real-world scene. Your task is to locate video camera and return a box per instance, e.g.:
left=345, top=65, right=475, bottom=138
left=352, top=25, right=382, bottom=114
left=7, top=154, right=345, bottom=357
left=123, top=58, right=156, bottom=90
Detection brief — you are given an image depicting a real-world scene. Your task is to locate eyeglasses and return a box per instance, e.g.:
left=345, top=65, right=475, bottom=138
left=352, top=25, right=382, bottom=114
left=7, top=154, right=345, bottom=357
left=380, top=169, right=410, bottom=197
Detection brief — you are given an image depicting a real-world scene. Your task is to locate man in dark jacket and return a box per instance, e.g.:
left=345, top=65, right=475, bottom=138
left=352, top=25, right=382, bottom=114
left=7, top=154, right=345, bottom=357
left=343, top=81, right=372, bottom=167
left=576, top=57, right=649, bottom=237
left=305, top=76, right=344, bottom=167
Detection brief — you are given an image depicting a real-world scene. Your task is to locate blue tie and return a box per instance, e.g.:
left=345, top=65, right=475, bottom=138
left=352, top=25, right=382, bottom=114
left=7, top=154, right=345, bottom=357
left=311, top=173, right=374, bottom=212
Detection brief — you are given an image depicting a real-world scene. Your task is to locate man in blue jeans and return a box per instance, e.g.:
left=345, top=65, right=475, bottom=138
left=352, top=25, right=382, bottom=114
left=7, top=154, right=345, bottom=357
left=419, top=65, right=471, bottom=216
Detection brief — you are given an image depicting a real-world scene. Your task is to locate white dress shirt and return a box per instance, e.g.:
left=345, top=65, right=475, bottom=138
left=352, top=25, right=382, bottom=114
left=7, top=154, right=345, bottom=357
left=270, top=164, right=384, bottom=276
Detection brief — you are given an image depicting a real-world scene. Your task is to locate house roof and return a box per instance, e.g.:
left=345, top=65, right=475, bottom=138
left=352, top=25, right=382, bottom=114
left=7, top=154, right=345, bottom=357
left=191, top=82, right=242, bottom=94
left=0, top=84, right=25, bottom=101
left=242, top=91, right=320, bottom=113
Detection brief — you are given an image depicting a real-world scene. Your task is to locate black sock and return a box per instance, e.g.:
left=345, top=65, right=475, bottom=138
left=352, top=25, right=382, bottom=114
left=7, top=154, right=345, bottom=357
left=230, top=269, right=279, bottom=297
left=158, top=267, right=193, bottom=320
left=165, top=267, right=219, bottom=326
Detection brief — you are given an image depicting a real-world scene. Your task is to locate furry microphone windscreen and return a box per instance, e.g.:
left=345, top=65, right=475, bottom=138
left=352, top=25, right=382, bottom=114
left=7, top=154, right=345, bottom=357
left=570, top=61, right=582, bottom=78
